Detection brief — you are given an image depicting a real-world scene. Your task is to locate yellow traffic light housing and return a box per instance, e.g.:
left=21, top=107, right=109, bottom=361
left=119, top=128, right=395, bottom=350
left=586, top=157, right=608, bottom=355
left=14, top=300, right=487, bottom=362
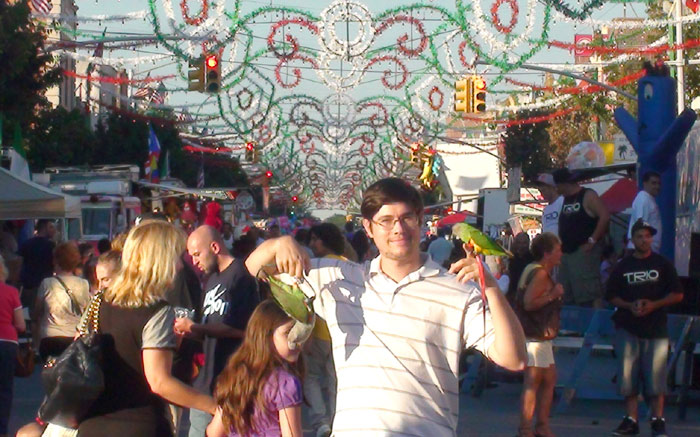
left=187, top=57, right=204, bottom=92
left=454, top=77, right=470, bottom=112
left=471, top=75, right=486, bottom=113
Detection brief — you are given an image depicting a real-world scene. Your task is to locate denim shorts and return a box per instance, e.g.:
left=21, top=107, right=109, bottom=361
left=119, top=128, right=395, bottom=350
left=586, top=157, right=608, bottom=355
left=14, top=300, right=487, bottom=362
left=616, top=329, right=668, bottom=397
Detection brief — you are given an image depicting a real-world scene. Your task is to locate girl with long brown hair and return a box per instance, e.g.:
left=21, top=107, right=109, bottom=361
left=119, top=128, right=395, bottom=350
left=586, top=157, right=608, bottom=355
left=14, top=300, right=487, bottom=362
left=207, top=299, right=305, bottom=437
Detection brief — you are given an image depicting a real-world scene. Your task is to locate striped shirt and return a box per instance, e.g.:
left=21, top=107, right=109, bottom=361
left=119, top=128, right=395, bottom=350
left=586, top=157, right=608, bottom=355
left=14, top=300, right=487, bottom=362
left=301, top=255, right=495, bottom=437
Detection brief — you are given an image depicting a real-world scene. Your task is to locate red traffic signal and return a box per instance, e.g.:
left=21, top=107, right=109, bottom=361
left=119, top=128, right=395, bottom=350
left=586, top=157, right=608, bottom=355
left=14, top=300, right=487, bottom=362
left=265, top=170, right=273, bottom=178
left=203, top=54, right=221, bottom=93
left=291, top=196, right=298, bottom=202
left=246, top=142, right=254, bottom=151
left=205, top=55, right=218, bottom=69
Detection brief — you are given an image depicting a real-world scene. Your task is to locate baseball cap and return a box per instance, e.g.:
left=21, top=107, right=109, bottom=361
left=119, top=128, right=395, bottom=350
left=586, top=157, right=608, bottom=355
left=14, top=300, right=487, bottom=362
left=631, top=218, right=657, bottom=236
left=552, top=167, right=577, bottom=184
left=536, top=173, right=555, bottom=187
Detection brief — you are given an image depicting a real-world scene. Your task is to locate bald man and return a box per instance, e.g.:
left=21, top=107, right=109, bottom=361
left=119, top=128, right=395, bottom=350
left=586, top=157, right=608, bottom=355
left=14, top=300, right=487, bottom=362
left=174, top=225, right=260, bottom=437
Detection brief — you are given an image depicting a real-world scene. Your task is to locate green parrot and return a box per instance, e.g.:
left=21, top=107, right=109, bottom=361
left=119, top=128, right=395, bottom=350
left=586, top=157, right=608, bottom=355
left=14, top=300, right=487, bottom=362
left=266, top=275, right=316, bottom=350
left=452, top=223, right=513, bottom=257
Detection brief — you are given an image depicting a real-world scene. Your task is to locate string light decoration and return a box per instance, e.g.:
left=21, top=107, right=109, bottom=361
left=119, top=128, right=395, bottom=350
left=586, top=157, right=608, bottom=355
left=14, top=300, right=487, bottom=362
left=48, top=0, right=689, bottom=208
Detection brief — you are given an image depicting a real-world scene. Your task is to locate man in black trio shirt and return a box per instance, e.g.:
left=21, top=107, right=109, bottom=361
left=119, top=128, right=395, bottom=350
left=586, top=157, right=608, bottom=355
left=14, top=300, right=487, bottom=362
left=606, top=220, right=683, bottom=437
left=174, top=225, right=259, bottom=437
left=553, top=167, right=610, bottom=307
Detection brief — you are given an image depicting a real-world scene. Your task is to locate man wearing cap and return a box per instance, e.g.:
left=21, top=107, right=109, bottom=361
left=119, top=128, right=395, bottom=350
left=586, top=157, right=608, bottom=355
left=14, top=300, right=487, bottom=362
left=536, top=173, right=563, bottom=236
left=606, top=219, right=683, bottom=437
left=626, top=171, right=662, bottom=253
left=553, top=167, right=610, bottom=307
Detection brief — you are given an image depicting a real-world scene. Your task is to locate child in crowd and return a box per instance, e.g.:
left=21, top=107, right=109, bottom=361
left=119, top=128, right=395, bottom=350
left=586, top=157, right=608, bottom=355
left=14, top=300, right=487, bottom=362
left=600, top=244, right=619, bottom=289
left=206, top=299, right=305, bottom=437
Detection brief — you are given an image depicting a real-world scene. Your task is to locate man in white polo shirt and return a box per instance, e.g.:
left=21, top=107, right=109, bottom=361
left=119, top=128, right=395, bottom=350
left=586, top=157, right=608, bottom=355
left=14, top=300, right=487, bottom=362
left=246, top=178, right=526, bottom=436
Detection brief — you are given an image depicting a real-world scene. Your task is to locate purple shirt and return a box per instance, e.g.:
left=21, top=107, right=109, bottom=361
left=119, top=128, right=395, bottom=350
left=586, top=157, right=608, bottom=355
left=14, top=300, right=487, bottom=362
left=227, top=368, right=302, bottom=437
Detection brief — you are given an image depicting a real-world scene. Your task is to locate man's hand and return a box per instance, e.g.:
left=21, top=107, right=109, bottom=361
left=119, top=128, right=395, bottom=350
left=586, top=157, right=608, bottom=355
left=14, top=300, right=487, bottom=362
left=274, top=236, right=311, bottom=279
left=174, top=317, right=195, bottom=336
left=633, top=299, right=654, bottom=317
left=582, top=242, right=594, bottom=253
left=448, top=244, right=498, bottom=289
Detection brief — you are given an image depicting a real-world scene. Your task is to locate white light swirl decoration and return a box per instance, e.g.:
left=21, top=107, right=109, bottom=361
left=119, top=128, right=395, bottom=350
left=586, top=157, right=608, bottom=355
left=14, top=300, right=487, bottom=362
left=471, top=0, right=539, bottom=62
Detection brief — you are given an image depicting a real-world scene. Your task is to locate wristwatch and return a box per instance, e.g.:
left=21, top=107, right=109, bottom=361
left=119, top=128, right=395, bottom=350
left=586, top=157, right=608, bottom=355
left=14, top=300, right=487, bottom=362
left=587, top=236, right=596, bottom=244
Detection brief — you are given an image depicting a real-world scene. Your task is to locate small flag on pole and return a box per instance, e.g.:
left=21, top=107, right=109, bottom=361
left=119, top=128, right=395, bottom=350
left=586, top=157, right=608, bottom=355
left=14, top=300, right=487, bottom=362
left=145, top=124, right=161, bottom=183
left=197, top=159, right=205, bottom=188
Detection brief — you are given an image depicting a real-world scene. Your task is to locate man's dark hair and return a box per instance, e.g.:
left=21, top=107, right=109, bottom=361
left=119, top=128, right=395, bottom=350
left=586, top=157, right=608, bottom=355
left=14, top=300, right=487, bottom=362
left=437, top=227, right=449, bottom=238
left=97, top=238, right=112, bottom=254
left=36, top=219, right=52, bottom=232
left=310, top=223, right=344, bottom=256
left=360, top=177, right=423, bottom=220
left=530, top=232, right=561, bottom=261
left=294, top=228, right=310, bottom=246
left=642, top=171, right=661, bottom=183
left=344, top=221, right=354, bottom=233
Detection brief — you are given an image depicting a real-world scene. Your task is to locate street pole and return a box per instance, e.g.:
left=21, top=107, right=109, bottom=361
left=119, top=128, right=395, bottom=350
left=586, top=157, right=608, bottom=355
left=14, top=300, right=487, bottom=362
left=674, top=0, right=685, bottom=114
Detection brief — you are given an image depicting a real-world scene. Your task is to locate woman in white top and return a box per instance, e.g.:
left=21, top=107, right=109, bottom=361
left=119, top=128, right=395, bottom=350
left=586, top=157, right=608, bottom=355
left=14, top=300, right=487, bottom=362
left=32, top=242, right=91, bottom=362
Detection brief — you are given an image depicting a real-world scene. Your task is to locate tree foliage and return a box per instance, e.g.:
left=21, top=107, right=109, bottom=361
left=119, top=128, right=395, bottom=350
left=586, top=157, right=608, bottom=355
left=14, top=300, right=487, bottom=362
left=502, top=109, right=554, bottom=180
left=26, top=108, right=95, bottom=170
left=0, top=0, right=61, bottom=144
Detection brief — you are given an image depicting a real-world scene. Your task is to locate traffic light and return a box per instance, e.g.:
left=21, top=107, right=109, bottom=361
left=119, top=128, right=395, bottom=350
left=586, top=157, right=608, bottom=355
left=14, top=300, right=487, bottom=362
left=187, top=57, right=204, bottom=92
left=265, top=170, right=273, bottom=178
left=203, top=54, right=221, bottom=93
left=245, top=142, right=254, bottom=162
left=471, top=75, right=486, bottom=113
left=291, top=195, right=298, bottom=202
left=454, top=77, right=470, bottom=112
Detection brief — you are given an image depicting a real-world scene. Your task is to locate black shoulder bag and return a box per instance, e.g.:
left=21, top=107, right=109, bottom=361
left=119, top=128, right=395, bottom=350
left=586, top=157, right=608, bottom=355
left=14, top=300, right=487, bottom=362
left=38, top=292, right=105, bottom=429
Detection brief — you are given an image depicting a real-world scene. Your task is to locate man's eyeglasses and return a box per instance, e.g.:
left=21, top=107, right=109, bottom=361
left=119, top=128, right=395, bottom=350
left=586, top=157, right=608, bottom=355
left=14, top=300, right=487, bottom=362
left=371, top=213, right=420, bottom=230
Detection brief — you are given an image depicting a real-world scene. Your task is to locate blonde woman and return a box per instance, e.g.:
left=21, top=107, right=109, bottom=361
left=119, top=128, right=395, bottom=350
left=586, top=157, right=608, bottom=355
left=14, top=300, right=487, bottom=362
left=77, top=220, right=215, bottom=436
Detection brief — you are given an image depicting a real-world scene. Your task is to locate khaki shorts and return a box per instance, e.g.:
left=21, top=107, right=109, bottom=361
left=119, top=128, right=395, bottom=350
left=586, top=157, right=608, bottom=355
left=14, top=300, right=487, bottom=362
left=559, top=242, right=603, bottom=305
left=526, top=340, right=555, bottom=368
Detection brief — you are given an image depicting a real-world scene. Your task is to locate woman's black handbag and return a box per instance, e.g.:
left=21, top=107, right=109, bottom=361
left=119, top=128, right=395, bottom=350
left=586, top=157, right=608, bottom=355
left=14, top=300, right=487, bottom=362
left=37, top=293, right=105, bottom=429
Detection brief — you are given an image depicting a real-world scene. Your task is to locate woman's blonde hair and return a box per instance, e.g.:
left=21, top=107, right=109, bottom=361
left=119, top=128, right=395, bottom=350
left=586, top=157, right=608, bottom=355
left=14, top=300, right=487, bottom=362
left=105, top=220, right=185, bottom=307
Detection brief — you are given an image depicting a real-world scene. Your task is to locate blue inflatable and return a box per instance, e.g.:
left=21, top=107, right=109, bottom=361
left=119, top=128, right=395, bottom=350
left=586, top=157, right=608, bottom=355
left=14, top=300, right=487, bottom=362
left=614, top=62, right=696, bottom=261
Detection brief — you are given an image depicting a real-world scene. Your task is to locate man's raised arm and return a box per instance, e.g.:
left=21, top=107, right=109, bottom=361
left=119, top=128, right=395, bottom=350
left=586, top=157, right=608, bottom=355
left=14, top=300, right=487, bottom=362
left=245, top=236, right=311, bottom=279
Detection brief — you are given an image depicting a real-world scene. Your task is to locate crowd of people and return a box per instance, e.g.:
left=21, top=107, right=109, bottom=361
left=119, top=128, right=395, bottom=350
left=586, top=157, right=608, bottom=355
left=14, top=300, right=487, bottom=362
left=0, top=167, right=687, bottom=437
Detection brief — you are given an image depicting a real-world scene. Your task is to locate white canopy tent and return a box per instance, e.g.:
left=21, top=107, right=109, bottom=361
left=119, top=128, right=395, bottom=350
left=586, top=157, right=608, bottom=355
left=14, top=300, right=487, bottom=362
left=0, top=167, right=81, bottom=220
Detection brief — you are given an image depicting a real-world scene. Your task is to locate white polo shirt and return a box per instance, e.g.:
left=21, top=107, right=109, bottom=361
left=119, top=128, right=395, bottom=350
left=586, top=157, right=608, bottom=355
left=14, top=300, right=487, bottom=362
left=302, top=255, right=496, bottom=437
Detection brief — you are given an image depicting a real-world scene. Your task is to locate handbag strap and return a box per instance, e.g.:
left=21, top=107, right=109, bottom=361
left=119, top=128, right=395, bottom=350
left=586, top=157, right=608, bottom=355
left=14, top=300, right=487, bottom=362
left=78, top=292, right=103, bottom=336
left=54, top=275, right=83, bottom=317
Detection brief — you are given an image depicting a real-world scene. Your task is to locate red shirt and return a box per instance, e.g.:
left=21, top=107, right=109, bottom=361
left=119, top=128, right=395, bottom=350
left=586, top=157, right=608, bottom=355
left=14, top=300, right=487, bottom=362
left=0, top=282, right=22, bottom=343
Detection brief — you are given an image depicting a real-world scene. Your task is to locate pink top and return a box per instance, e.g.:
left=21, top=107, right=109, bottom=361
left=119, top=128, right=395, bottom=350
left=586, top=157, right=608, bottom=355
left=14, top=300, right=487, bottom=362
left=0, top=282, right=22, bottom=343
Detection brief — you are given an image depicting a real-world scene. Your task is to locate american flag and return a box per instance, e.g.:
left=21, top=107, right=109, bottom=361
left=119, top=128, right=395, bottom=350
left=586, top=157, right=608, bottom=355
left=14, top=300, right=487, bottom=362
left=133, top=73, right=153, bottom=99
left=197, top=160, right=205, bottom=188
left=30, top=0, right=52, bottom=15
left=177, top=109, right=194, bottom=123
left=150, top=81, right=168, bottom=105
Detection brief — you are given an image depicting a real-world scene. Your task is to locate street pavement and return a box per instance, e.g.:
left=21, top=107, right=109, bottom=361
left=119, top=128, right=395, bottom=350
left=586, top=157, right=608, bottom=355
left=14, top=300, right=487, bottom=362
left=9, top=348, right=700, bottom=436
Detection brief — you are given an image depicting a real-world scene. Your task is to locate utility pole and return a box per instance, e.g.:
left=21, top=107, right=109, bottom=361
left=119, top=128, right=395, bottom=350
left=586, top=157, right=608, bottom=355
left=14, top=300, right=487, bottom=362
left=674, top=0, right=685, bottom=114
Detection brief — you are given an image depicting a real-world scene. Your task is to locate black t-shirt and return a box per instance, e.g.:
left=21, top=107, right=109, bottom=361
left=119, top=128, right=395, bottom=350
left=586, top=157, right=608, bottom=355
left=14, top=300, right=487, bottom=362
left=605, top=253, right=682, bottom=338
left=558, top=188, right=599, bottom=253
left=193, top=258, right=260, bottom=394
left=18, top=236, right=55, bottom=289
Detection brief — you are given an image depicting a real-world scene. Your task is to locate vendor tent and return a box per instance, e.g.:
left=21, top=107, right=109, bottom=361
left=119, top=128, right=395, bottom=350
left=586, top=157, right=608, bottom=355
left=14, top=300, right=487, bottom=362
left=0, top=167, right=81, bottom=220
